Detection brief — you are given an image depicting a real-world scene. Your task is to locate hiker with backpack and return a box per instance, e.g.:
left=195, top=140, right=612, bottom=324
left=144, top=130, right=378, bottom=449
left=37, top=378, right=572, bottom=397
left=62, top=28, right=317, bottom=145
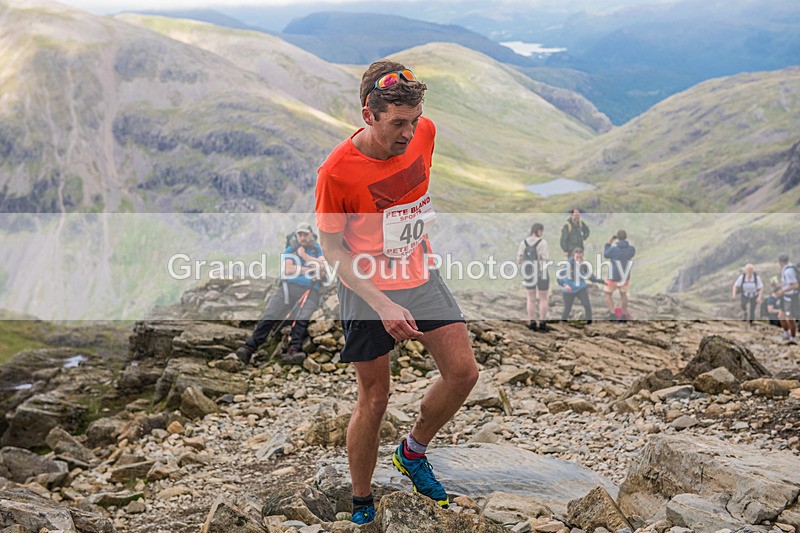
left=731, top=263, right=763, bottom=323
left=557, top=248, right=605, bottom=324
left=560, top=208, right=590, bottom=257
left=603, top=229, right=636, bottom=322
left=776, top=253, right=799, bottom=343
left=761, top=276, right=783, bottom=327
left=517, top=222, right=550, bottom=332
left=234, top=222, right=327, bottom=365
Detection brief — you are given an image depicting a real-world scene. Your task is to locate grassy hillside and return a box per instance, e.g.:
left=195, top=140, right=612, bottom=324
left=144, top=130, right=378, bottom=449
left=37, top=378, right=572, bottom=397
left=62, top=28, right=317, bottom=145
left=0, top=0, right=353, bottom=213
left=116, top=15, right=602, bottom=212
left=556, top=68, right=800, bottom=212
left=116, top=14, right=362, bottom=126
left=386, top=43, right=598, bottom=212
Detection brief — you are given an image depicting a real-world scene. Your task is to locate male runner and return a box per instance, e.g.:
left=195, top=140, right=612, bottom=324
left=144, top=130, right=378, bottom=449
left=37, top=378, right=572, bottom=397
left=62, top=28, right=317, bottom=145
left=315, top=60, right=479, bottom=524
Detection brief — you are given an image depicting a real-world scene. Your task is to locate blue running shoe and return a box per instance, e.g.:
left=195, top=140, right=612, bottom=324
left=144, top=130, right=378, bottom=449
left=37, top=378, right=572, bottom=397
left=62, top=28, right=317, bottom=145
left=350, top=504, right=376, bottom=524
left=392, top=443, right=449, bottom=508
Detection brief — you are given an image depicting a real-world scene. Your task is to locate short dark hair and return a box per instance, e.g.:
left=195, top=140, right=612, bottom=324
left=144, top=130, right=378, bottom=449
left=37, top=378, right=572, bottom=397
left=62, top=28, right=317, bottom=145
left=573, top=247, right=584, bottom=255
left=617, top=229, right=627, bottom=240
left=531, top=223, right=543, bottom=236
left=570, top=208, right=581, bottom=215
left=360, top=60, right=427, bottom=118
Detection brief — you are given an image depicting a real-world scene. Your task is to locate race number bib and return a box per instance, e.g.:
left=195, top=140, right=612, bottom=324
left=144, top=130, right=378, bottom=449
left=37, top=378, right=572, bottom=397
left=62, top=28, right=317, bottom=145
left=382, top=193, right=436, bottom=258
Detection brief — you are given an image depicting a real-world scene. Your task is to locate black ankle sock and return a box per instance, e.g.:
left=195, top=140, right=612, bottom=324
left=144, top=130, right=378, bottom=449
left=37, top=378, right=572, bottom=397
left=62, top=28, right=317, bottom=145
left=353, top=494, right=374, bottom=513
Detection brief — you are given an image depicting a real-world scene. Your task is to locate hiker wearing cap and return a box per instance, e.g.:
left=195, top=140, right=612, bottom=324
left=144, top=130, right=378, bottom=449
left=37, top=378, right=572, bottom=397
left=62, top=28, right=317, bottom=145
left=776, top=253, right=799, bottom=343
left=731, top=264, right=763, bottom=323
left=603, top=229, right=636, bottom=322
left=557, top=248, right=605, bottom=324
left=234, top=222, right=326, bottom=365
left=517, top=223, right=550, bottom=332
left=761, top=276, right=783, bottom=327
left=560, top=208, right=590, bottom=257
left=315, top=59, right=477, bottom=525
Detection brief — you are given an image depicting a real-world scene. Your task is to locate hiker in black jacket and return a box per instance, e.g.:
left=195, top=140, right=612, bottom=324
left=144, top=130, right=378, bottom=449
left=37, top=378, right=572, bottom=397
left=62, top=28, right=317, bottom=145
left=560, top=208, right=590, bottom=257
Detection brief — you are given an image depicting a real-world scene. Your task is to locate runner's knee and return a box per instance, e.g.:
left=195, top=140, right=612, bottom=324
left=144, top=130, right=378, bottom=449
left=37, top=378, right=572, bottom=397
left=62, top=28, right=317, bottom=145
left=356, top=390, right=389, bottom=416
left=444, top=360, right=478, bottom=392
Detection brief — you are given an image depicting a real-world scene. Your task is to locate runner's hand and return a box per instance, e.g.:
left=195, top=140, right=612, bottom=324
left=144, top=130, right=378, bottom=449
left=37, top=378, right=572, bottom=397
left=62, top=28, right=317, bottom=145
left=378, top=302, right=422, bottom=340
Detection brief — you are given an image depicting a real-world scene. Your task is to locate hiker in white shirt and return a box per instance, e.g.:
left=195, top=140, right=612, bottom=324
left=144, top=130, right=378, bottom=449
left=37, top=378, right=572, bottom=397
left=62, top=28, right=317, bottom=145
left=731, top=264, right=763, bottom=323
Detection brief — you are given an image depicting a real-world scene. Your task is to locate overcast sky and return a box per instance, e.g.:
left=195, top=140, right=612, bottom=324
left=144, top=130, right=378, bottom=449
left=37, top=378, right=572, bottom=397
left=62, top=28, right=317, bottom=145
left=59, top=0, right=421, bottom=9
left=58, top=0, right=681, bottom=12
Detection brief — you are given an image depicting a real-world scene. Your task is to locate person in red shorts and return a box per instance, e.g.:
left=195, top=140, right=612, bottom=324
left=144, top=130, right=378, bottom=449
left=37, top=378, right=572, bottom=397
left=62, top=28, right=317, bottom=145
left=315, top=60, right=478, bottom=524
left=603, top=229, right=636, bottom=322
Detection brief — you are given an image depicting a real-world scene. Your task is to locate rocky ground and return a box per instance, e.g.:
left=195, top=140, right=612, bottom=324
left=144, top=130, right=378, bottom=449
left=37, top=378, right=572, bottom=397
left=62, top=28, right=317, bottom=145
left=0, top=278, right=798, bottom=533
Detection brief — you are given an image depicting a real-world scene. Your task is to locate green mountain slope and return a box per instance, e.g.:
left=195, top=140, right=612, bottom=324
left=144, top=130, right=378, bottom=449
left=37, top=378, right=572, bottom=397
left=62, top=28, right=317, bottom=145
left=557, top=68, right=800, bottom=212
left=386, top=43, right=599, bottom=211
left=112, top=15, right=601, bottom=212
left=0, top=0, right=352, bottom=213
left=116, top=14, right=362, bottom=126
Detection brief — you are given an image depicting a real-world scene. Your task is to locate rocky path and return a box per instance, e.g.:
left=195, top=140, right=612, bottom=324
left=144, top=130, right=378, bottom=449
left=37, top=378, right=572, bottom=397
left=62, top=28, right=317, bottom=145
left=113, top=320, right=800, bottom=531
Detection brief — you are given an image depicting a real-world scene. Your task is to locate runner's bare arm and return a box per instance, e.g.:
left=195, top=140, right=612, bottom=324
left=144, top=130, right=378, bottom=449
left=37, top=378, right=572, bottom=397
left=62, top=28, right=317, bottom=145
left=318, top=229, right=422, bottom=340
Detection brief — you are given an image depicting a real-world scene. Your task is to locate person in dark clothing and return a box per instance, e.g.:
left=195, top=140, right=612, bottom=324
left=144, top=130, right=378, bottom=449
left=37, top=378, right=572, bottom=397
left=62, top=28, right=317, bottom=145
left=235, top=222, right=326, bottom=365
left=517, top=222, right=551, bottom=332
left=776, top=253, right=799, bottom=343
left=560, top=209, right=590, bottom=257
left=603, top=230, right=636, bottom=321
left=557, top=248, right=605, bottom=324
left=761, top=276, right=783, bottom=327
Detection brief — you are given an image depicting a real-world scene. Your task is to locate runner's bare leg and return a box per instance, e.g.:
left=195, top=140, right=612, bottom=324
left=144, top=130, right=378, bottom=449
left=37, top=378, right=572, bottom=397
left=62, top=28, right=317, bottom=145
left=348, top=354, right=391, bottom=497
left=411, top=322, right=478, bottom=444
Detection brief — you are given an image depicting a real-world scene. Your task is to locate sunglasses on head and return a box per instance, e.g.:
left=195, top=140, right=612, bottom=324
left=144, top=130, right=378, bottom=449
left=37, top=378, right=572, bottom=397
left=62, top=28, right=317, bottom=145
left=365, top=69, right=416, bottom=105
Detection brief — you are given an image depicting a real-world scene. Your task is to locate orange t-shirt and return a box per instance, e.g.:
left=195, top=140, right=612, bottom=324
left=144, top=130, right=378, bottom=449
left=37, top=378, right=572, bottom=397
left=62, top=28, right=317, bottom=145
left=315, top=116, right=436, bottom=290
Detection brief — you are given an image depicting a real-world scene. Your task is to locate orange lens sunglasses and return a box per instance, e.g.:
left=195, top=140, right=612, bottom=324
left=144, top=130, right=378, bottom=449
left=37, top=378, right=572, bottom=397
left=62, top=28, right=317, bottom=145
left=365, top=69, right=416, bottom=105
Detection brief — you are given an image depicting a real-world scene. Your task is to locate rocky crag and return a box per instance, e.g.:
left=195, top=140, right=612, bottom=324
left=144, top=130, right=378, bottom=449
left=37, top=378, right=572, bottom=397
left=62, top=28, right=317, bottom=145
left=0, top=279, right=798, bottom=533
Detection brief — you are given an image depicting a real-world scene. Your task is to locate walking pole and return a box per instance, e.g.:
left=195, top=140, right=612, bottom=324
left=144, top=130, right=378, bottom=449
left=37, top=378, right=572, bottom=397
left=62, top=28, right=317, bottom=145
left=262, top=287, right=311, bottom=349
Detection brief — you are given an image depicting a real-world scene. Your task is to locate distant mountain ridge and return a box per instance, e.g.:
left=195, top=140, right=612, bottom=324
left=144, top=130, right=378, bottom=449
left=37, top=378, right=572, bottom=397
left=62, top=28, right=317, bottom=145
left=280, top=11, right=532, bottom=67
left=118, top=15, right=602, bottom=212
left=2, top=2, right=798, bottom=216
left=121, top=9, right=255, bottom=31
left=128, top=3, right=800, bottom=125
left=0, top=4, right=600, bottom=213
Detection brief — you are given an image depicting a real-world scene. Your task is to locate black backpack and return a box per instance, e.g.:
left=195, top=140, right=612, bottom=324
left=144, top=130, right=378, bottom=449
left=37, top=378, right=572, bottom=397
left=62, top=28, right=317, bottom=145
left=523, top=238, right=542, bottom=263
left=736, top=272, right=760, bottom=294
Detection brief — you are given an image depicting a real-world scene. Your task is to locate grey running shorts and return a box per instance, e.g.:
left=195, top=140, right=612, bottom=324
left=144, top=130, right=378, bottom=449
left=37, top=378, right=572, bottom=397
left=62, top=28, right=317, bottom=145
left=337, top=270, right=465, bottom=363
